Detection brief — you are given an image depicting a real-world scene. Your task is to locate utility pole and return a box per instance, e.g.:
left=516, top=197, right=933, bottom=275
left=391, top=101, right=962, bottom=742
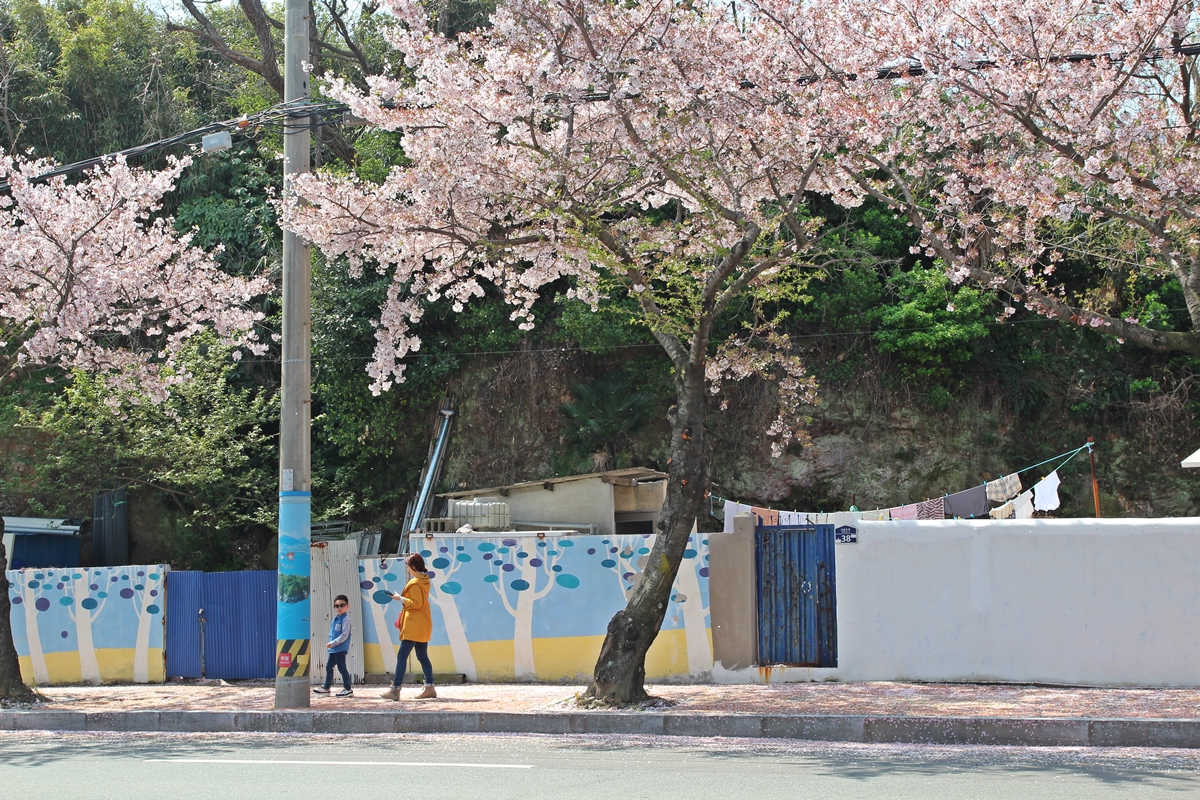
left=275, top=0, right=312, bottom=709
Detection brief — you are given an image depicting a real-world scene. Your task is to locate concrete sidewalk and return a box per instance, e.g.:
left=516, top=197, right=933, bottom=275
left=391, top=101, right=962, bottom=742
left=4, top=681, right=1200, bottom=748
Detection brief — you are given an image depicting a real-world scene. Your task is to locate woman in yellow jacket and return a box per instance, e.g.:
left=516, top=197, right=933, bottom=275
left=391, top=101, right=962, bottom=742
left=380, top=553, right=436, bottom=700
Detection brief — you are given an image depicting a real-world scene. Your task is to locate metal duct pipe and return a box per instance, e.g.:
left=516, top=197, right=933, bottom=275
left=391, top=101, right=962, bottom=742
left=406, top=404, right=455, bottom=538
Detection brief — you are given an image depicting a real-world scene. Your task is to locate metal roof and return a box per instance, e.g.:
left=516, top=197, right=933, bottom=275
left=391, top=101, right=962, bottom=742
left=439, top=467, right=667, bottom=498
left=2, top=516, right=82, bottom=535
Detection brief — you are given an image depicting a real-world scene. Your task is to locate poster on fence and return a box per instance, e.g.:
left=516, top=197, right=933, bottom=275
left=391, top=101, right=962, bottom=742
left=6, top=564, right=166, bottom=685
left=358, top=533, right=711, bottom=681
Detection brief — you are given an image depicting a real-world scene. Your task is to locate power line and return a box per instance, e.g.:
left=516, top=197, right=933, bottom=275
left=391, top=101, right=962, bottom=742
left=0, top=99, right=350, bottom=192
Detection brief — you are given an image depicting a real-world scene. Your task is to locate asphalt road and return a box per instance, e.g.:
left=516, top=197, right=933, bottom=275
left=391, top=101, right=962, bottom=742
left=3, top=731, right=1200, bottom=799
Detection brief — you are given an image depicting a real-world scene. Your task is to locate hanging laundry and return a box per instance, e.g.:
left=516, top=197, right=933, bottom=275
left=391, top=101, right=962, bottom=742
left=721, top=501, right=753, bottom=533
left=751, top=506, right=779, bottom=526
left=779, top=511, right=808, bottom=526
left=889, top=505, right=919, bottom=520
left=986, top=473, right=1023, bottom=503
left=859, top=509, right=892, bottom=521
left=989, top=500, right=1014, bottom=520
left=1033, top=470, right=1061, bottom=512
left=916, top=497, right=945, bottom=520
left=1012, top=489, right=1035, bottom=519
left=944, top=485, right=989, bottom=518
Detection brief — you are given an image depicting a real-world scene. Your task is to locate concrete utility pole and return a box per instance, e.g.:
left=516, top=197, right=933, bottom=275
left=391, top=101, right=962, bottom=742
left=274, top=0, right=313, bottom=709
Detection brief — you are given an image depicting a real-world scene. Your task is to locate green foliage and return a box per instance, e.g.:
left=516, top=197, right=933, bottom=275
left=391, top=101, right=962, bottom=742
left=174, top=149, right=279, bottom=276
left=0, top=0, right=213, bottom=162
left=555, top=374, right=654, bottom=475
left=553, top=294, right=655, bottom=355
left=873, top=265, right=993, bottom=380
left=1, top=335, right=278, bottom=569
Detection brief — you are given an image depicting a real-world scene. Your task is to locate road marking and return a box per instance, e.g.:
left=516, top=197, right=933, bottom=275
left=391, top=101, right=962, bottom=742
left=146, top=758, right=532, bottom=769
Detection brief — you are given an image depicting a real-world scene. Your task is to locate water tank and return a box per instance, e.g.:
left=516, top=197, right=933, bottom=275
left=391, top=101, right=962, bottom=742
left=448, top=498, right=511, bottom=531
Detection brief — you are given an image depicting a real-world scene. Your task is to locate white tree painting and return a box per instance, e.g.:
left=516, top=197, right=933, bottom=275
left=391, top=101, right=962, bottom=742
left=428, top=542, right=477, bottom=680
left=127, top=568, right=163, bottom=683
left=674, top=533, right=713, bottom=675
left=480, top=537, right=579, bottom=680
left=67, top=570, right=107, bottom=684
left=14, top=572, right=50, bottom=684
left=584, top=533, right=712, bottom=675
left=360, top=559, right=400, bottom=673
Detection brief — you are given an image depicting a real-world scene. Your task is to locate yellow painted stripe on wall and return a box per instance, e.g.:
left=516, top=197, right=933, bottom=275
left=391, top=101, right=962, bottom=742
left=19, top=648, right=165, bottom=685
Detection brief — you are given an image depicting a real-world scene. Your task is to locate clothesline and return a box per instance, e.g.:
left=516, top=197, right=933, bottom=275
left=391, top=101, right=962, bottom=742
left=712, top=440, right=1092, bottom=521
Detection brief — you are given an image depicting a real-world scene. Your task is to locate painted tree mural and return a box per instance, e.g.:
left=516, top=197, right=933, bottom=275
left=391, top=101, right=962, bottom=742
left=674, top=534, right=712, bottom=675
left=427, top=542, right=478, bottom=680
left=12, top=572, right=50, bottom=683
left=128, top=569, right=164, bottom=682
left=67, top=570, right=108, bottom=684
left=580, top=533, right=711, bottom=674
left=360, top=558, right=402, bottom=672
left=6, top=565, right=164, bottom=685
left=479, top=536, right=580, bottom=679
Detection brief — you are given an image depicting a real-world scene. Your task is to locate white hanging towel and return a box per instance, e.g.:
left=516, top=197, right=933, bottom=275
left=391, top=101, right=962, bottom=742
left=722, top=501, right=754, bottom=533
left=1033, top=471, right=1061, bottom=512
left=779, top=511, right=809, bottom=526
left=1012, top=489, right=1036, bottom=519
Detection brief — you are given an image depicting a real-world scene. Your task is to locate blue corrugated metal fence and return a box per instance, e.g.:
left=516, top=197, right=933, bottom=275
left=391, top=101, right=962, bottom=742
left=9, top=534, right=81, bottom=569
left=165, top=571, right=203, bottom=678
left=756, top=524, right=837, bottom=667
left=165, top=570, right=277, bottom=679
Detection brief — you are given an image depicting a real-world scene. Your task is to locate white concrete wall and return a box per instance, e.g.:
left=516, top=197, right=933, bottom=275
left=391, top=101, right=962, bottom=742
left=486, top=478, right=615, bottom=536
left=715, top=517, right=1200, bottom=686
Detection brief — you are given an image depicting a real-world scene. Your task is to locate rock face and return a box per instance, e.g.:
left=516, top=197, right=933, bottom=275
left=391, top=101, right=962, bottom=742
left=440, top=350, right=1200, bottom=520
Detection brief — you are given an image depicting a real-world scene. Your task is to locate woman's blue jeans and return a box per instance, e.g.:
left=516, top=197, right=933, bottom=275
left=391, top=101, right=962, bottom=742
left=394, top=639, right=434, bottom=687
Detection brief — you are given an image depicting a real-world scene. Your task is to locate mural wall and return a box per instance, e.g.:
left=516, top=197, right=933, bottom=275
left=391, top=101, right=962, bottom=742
left=358, top=532, right=712, bottom=681
left=6, top=564, right=166, bottom=685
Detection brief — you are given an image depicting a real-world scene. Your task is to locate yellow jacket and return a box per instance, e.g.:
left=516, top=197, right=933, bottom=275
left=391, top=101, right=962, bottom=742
left=395, top=573, right=432, bottom=642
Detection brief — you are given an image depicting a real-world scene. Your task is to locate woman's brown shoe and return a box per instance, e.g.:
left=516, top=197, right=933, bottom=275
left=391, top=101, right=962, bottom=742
left=379, top=686, right=400, bottom=700
left=416, top=685, right=437, bottom=699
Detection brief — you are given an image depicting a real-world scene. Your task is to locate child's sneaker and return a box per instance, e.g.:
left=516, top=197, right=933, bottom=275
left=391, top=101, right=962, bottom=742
left=313, top=686, right=331, bottom=694
left=336, top=688, right=354, bottom=698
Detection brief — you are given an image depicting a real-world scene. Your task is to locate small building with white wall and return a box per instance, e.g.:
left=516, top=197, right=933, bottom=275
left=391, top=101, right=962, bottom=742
left=437, top=468, right=666, bottom=537
left=711, top=514, right=1200, bottom=686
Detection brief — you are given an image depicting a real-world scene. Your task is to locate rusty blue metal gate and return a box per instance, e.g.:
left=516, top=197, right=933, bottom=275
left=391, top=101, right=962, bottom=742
left=756, top=524, right=837, bottom=667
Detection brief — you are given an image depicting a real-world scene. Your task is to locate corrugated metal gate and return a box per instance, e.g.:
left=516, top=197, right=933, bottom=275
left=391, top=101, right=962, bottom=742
left=166, top=570, right=277, bottom=679
left=309, top=539, right=365, bottom=684
left=756, top=524, right=837, bottom=667
left=165, top=571, right=203, bottom=677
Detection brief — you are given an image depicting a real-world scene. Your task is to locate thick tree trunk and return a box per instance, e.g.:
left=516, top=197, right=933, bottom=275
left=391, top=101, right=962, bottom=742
left=0, top=518, right=33, bottom=700
left=586, top=355, right=711, bottom=705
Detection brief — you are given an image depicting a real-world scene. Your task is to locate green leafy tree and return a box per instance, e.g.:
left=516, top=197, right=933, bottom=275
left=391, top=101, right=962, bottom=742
left=4, top=336, right=278, bottom=570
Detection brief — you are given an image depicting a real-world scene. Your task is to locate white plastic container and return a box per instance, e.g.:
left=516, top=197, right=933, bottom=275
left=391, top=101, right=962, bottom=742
left=448, top=498, right=511, bottom=531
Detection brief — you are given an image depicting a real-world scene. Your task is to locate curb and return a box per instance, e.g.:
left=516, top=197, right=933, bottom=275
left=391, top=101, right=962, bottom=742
left=2, top=710, right=1200, bottom=748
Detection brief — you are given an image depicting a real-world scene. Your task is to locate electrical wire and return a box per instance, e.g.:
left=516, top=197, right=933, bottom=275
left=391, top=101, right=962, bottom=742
left=0, top=99, right=353, bottom=192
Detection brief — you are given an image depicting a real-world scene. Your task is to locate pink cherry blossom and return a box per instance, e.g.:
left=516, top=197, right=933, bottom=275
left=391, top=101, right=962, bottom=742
left=0, top=153, right=269, bottom=400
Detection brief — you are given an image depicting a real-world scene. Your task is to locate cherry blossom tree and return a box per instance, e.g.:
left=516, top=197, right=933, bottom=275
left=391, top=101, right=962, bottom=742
left=0, top=153, right=269, bottom=698
left=286, top=0, right=836, bottom=704
left=751, top=0, right=1200, bottom=352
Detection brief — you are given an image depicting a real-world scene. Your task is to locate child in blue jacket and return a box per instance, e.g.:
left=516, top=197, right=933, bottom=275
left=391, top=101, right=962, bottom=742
left=314, top=594, right=353, bottom=697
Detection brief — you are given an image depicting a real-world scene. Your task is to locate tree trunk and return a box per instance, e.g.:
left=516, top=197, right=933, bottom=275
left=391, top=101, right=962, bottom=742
left=586, top=354, right=711, bottom=705
left=0, top=517, right=33, bottom=700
